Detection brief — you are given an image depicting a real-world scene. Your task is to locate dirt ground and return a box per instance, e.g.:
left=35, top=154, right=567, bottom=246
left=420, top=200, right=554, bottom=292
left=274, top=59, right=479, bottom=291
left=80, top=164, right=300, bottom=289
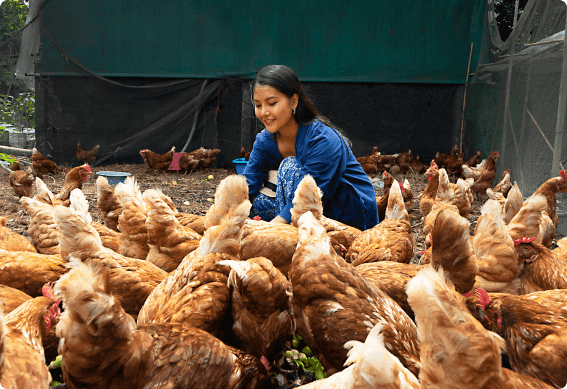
left=0, top=158, right=489, bottom=259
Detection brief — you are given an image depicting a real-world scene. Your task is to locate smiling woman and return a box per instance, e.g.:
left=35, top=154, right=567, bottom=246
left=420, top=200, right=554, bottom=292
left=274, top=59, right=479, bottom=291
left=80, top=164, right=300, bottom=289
left=242, top=65, right=379, bottom=231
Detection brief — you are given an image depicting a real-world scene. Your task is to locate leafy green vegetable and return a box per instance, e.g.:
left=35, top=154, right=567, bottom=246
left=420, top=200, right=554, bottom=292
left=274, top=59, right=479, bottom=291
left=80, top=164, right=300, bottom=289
left=0, top=153, right=16, bottom=163
left=302, top=345, right=312, bottom=356
left=294, top=355, right=327, bottom=380
left=292, top=333, right=303, bottom=348
left=48, top=354, right=62, bottom=369
left=50, top=381, right=62, bottom=388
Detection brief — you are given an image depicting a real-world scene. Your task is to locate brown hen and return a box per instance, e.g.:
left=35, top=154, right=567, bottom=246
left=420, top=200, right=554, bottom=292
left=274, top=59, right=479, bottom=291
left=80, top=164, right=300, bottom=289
left=31, top=147, right=64, bottom=178
left=218, top=257, right=294, bottom=362
left=1, top=285, right=61, bottom=388
left=96, top=175, right=123, bottom=231
left=0, top=216, right=37, bottom=252
left=55, top=262, right=268, bottom=389
left=346, top=179, right=413, bottom=266
left=76, top=141, right=99, bottom=165
left=289, top=175, right=420, bottom=376
left=54, top=196, right=166, bottom=319
left=140, top=146, right=176, bottom=172
left=144, top=189, right=201, bottom=271
left=9, top=165, right=34, bottom=198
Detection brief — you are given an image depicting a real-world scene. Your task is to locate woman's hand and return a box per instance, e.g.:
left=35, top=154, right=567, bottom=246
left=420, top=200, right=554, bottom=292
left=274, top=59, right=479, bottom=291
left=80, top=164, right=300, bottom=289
left=270, top=216, right=289, bottom=225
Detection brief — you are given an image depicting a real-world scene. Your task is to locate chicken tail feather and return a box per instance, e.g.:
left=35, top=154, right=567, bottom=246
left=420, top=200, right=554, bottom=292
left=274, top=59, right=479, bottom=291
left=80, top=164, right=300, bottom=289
left=204, top=175, right=249, bottom=229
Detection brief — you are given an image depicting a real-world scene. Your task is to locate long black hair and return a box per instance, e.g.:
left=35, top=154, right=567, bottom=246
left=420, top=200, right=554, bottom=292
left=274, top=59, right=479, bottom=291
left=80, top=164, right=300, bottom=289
left=251, top=65, right=352, bottom=149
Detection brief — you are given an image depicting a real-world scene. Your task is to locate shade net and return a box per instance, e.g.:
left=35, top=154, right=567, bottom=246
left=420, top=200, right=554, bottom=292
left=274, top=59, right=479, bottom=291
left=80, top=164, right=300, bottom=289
left=464, top=0, right=567, bottom=234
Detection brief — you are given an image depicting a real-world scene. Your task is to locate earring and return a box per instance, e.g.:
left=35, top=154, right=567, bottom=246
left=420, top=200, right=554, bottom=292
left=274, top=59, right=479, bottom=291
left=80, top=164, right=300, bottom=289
left=293, top=108, right=296, bottom=116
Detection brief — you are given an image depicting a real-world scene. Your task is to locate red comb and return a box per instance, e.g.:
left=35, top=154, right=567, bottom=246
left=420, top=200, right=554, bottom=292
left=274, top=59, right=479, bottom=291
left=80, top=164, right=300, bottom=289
left=475, top=288, right=490, bottom=309
left=83, top=163, right=91, bottom=172
left=513, top=237, right=536, bottom=245
left=398, top=182, right=405, bottom=192
left=559, top=170, right=567, bottom=181
left=252, top=215, right=261, bottom=221
left=491, top=151, right=500, bottom=155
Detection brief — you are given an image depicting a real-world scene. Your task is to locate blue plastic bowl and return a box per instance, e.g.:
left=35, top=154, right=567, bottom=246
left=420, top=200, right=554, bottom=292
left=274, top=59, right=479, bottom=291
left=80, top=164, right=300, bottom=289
left=232, top=158, right=248, bottom=174
left=97, top=171, right=132, bottom=185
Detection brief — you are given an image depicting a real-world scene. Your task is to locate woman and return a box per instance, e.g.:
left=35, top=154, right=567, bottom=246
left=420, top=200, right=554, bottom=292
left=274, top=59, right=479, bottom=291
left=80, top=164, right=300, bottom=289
left=243, top=65, right=379, bottom=231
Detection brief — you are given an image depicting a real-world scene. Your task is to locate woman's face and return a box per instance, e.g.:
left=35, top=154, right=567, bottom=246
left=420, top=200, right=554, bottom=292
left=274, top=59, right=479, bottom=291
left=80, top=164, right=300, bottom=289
left=253, top=84, right=298, bottom=135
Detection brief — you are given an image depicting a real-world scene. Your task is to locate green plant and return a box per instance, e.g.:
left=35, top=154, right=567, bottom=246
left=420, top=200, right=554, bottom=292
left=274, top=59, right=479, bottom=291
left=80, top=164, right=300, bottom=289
left=0, top=91, right=35, bottom=129
left=0, top=152, right=16, bottom=163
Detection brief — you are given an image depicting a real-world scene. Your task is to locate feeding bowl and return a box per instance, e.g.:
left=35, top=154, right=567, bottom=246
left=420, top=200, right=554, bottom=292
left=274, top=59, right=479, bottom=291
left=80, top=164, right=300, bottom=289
left=232, top=158, right=248, bottom=174
left=97, top=171, right=132, bottom=185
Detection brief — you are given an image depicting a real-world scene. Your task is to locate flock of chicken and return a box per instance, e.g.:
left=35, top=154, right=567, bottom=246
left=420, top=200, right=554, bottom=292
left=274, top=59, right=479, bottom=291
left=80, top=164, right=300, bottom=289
left=1, top=142, right=567, bottom=388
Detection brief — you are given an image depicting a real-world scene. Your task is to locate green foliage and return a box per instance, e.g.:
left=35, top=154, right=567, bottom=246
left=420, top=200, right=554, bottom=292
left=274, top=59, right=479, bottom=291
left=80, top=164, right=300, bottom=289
left=0, top=0, right=29, bottom=95
left=284, top=350, right=327, bottom=380
left=1, top=91, right=35, bottom=129
left=0, top=153, right=16, bottom=164
left=48, top=354, right=62, bottom=369
left=292, top=333, right=303, bottom=348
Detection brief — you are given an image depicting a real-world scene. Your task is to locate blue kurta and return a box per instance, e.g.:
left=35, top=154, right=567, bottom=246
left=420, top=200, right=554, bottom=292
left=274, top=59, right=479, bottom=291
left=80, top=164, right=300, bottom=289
left=243, top=121, right=379, bottom=230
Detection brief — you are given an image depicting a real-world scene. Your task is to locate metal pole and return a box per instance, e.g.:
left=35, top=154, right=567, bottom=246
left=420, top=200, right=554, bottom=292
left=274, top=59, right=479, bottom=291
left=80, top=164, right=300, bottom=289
left=500, top=0, right=520, bottom=166
left=551, top=22, right=567, bottom=176
left=459, top=42, right=474, bottom=155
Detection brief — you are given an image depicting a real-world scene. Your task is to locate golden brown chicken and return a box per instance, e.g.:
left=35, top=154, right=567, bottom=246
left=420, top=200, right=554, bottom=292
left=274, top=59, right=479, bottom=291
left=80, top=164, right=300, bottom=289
left=376, top=170, right=395, bottom=222
left=96, top=175, right=123, bottom=231
left=55, top=262, right=268, bottom=389
left=20, top=196, right=60, bottom=255
left=140, top=146, right=176, bottom=172
left=90, top=221, right=121, bottom=253
left=473, top=199, right=522, bottom=294
left=1, top=284, right=61, bottom=388
left=405, top=266, right=554, bottom=389
left=144, top=189, right=201, bottom=271
left=401, top=178, right=414, bottom=214
left=504, top=182, right=524, bottom=224
left=444, top=144, right=464, bottom=177
left=175, top=212, right=207, bottom=234
left=493, top=168, right=513, bottom=197
left=465, top=150, right=482, bottom=167
left=178, top=147, right=221, bottom=173
left=532, top=169, right=567, bottom=229
left=114, top=176, right=150, bottom=259
left=217, top=257, right=294, bottom=362
left=76, top=141, right=100, bottom=165
left=462, top=151, right=500, bottom=195
left=410, top=153, right=427, bottom=174
left=507, top=194, right=554, bottom=248
left=239, top=146, right=251, bottom=161
left=138, top=177, right=251, bottom=340
left=346, top=179, right=413, bottom=266
left=288, top=175, right=421, bottom=376
left=52, top=163, right=92, bottom=207
left=296, top=323, right=420, bottom=389
left=419, top=161, right=440, bottom=217
left=0, top=284, right=31, bottom=314
left=393, top=148, right=413, bottom=175
left=472, top=291, right=567, bottom=388
left=356, top=147, right=380, bottom=174
left=423, top=169, right=460, bottom=238
left=31, top=147, right=64, bottom=178
left=9, top=165, right=34, bottom=198
left=358, top=204, right=477, bottom=321
left=434, top=148, right=451, bottom=168
left=0, top=216, right=37, bottom=252
left=54, top=196, right=167, bottom=319
left=450, top=177, right=475, bottom=218
left=515, top=237, right=567, bottom=294
left=0, top=249, right=67, bottom=297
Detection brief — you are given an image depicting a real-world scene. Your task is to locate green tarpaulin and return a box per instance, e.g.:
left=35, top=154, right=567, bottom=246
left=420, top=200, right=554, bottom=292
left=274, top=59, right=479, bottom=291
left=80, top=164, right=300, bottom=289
left=40, top=0, right=485, bottom=83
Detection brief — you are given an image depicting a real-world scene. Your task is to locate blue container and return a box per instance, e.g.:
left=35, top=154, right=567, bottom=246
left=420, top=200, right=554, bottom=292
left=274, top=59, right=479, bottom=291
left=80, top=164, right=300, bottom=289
left=97, top=171, right=132, bottom=185
left=232, top=158, right=248, bottom=174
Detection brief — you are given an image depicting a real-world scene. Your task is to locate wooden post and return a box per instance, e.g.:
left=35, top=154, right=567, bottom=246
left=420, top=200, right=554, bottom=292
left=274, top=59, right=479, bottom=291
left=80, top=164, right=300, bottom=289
left=459, top=42, right=474, bottom=155
left=551, top=20, right=567, bottom=176
left=500, top=0, right=520, bottom=165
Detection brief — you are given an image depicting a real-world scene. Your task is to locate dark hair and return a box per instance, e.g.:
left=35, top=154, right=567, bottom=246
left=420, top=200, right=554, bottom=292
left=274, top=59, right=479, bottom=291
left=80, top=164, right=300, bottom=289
left=252, top=65, right=352, bottom=150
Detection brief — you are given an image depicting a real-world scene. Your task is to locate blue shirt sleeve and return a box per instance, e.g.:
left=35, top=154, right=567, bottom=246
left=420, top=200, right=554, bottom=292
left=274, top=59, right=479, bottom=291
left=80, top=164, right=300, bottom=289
left=242, top=130, right=282, bottom=201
